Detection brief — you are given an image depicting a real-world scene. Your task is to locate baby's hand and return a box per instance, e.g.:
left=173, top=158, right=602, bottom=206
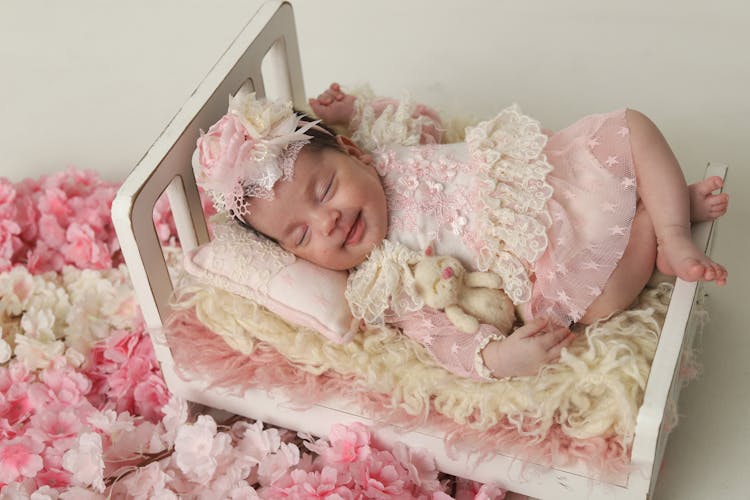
left=481, top=318, right=574, bottom=378
left=309, top=82, right=356, bottom=127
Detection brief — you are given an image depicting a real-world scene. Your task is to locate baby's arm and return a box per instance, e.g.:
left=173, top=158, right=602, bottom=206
left=309, top=82, right=444, bottom=145
left=481, top=318, right=574, bottom=378
left=308, top=83, right=356, bottom=129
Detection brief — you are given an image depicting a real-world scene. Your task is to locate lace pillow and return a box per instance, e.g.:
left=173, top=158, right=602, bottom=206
left=183, top=217, right=358, bottom=344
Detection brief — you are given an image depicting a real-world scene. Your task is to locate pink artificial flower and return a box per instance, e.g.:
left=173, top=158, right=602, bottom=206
left=311, top=422, right=372, bottom=466
left=28, top=404, right=84, bottom=445
left=113, top=461, right=173, bottom=499
left=256, top=442, right=301, bottom=487
left=62, top=432, right=106, bottom=492
left=38, top=213, right=67, bottom=248
left=85, top=328, right=167, bottom=420
left=266, top=466, right=354, bottom=499
left=0, top=435, right=45, bottom=483
left=26, top=241, right=65, bottom=274
left=13, top=190, right=40, bottom=243
left=153, top=195, right=178, bottom=244
left=351, top=450, right=410, bottom=498
left=454, top=478, right=506, bottom=500
left=62, top=222, right=112, bottom=270
left=37, top=186, right=73, bottom=226
left=133, top=373, right=170, bottom=423
left=35, top=467, right=71, bottom=490
left=391, top=441, right=441, bottom=492
left=1, top=219, right=23, bottom=272
left=39, top=358, right=93, bottom=407
left=0, top=178, right=17, bottom=219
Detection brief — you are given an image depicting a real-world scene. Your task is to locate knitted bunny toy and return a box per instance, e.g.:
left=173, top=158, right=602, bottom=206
left=413, top=250, right=516, bottom=335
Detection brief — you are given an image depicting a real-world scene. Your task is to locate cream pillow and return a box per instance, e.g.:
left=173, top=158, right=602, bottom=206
left=183, top=217, right=358, bottom=344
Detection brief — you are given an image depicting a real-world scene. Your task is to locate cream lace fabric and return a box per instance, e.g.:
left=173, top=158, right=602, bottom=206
left=345, top=240, right=423, bottom=325
left=465, top=104, right=554, bottom=304
left=349, top=86, right=443, bottom=152
left=193, top=215, right=295, bottom=295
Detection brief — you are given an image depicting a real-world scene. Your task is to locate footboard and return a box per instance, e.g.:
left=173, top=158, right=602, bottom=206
left=110, top=1, right=727, bottom=497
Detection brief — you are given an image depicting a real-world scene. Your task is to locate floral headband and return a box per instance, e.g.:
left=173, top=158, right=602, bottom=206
left=195, top=89, right=322, bottom=218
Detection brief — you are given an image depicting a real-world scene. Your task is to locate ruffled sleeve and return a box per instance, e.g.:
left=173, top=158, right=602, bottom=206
left=466, top=104, right=555, bottom=304
left=344, top=240, right=423, bottom=325
left=348, top=86, right=444, bottom=151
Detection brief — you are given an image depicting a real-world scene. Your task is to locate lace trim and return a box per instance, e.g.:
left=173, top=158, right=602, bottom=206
left=345, top=240, right=423, bottom=325
left=474, top=333, right=506, bottom=380
left=350, top=88, right=442, bottom=151
left=466, top=104, right=554, bottom=304
left=199, top=215, right=296, bottom=294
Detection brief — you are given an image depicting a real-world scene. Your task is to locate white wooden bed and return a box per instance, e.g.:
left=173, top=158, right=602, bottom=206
left=111, top=2, right=726, bottom=498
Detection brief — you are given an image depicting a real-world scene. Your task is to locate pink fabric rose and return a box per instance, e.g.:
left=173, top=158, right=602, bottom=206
left=197, top=114, right=252, bottom=182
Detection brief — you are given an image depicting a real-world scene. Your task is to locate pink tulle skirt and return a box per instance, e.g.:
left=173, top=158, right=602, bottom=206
left=525, top=109, right=637, bottom=325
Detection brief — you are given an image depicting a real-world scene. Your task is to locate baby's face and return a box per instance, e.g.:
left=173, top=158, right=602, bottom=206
left=244, top=140, right=388, bottom=270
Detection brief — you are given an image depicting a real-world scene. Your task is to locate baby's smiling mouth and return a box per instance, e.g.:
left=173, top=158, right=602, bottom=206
left=343, top=211, right=363, bottom=246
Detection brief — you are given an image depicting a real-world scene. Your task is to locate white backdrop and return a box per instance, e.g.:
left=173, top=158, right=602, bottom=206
left=1, top=1, right=748, bottom=498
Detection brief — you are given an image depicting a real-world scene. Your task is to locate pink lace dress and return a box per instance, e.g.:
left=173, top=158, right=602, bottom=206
left=359, top=104, right=636, bottom=379
left=378, top=105, right=636, bottom=322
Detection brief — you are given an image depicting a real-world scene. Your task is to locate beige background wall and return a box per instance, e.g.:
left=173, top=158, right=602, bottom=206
left=1, top=1, right=747, bottom=498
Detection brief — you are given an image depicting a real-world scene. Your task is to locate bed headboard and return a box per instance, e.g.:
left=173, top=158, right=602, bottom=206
left=111, top=0, right=304, bottom=368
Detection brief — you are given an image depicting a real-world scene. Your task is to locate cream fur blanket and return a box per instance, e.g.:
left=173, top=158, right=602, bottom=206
left=171, top=276, right=673, bottom=443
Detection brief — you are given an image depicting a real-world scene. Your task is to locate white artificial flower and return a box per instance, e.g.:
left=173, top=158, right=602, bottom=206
left=30, top=485, right=60, bottom=500
left=63, top=347, right=85, bottom=368
left=62, top=433, right=106, bottom=493
left=173, top=415, right=221, bottom=483
left=13, top=334, right=65, bottom=370
left=0, top=266, right=34, bottom=316
left=0, top=334, right=10, bottom=363
left=158, top=396, right=188, bottom=447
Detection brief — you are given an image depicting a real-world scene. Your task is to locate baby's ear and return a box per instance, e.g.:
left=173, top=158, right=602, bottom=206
left=336, top=135, right=372, bottom=164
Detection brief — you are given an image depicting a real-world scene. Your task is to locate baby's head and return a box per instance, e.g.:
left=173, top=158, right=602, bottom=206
left=196, top=91, right=387, bottom=271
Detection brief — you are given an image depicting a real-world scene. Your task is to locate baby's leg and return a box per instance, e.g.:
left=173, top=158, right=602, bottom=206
left=580, top=203, right=656, bottom=324
left=627, top=109, right=727, bottom=285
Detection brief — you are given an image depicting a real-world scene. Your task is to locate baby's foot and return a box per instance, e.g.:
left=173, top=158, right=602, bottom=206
left=688, top=176, right=728, bottom=222
left=655, top=226, right=727, bottom=285
left=308, top=82, right=356, bottom=128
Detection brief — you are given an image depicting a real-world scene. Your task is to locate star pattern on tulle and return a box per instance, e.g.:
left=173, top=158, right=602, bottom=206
left=617, top=126, right=630, bottom=137
left=556, top=236, right=566, bottom=246
left=621, top=177, right=636, bottom=189
left=451, top=343, right=460, bottom=355
left=556, top=262, right=569, bottom=275
left=605, top=156, right=620, bottom=167
left=587, top=285, right=602, bottom=296
left=602, top=202, right=617, bottom=213
left=587, top=137, right=601, bottom=149
left=582, top=260, right=602, bottom=270
left=556, top=290, right=572, bottom=305
left=608, top=225, right=627, bottom=236
left=546, top=270, right=557, bottom=281
left=422, top=333, right=434, bottom=347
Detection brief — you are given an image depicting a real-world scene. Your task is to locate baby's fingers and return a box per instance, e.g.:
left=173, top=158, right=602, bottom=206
left=539, top=326, right=572, bottom=350
left=545, top=332, right=575, bottom=360
left=516, top=318, right=549, bottom=338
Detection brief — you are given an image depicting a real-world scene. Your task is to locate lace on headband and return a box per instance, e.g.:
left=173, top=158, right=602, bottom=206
left=195, top=88, right=323, bottom=218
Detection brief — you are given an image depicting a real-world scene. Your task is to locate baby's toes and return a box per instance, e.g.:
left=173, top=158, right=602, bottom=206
left=706, top=175, right=724, bottom=193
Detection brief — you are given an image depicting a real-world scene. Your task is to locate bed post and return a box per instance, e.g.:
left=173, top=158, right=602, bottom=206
left=111, top=0, right=305, bottom=379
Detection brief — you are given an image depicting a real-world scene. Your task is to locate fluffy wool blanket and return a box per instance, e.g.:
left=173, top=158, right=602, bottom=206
left=166, top=269, right=690, bottom=475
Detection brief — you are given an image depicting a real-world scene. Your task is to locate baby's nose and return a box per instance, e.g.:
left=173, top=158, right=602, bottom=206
left=314, top=208, right=341, bottom=236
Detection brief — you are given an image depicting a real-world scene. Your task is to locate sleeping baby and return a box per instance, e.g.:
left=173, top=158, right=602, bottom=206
left=194, top=83, right=727, bottom=380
